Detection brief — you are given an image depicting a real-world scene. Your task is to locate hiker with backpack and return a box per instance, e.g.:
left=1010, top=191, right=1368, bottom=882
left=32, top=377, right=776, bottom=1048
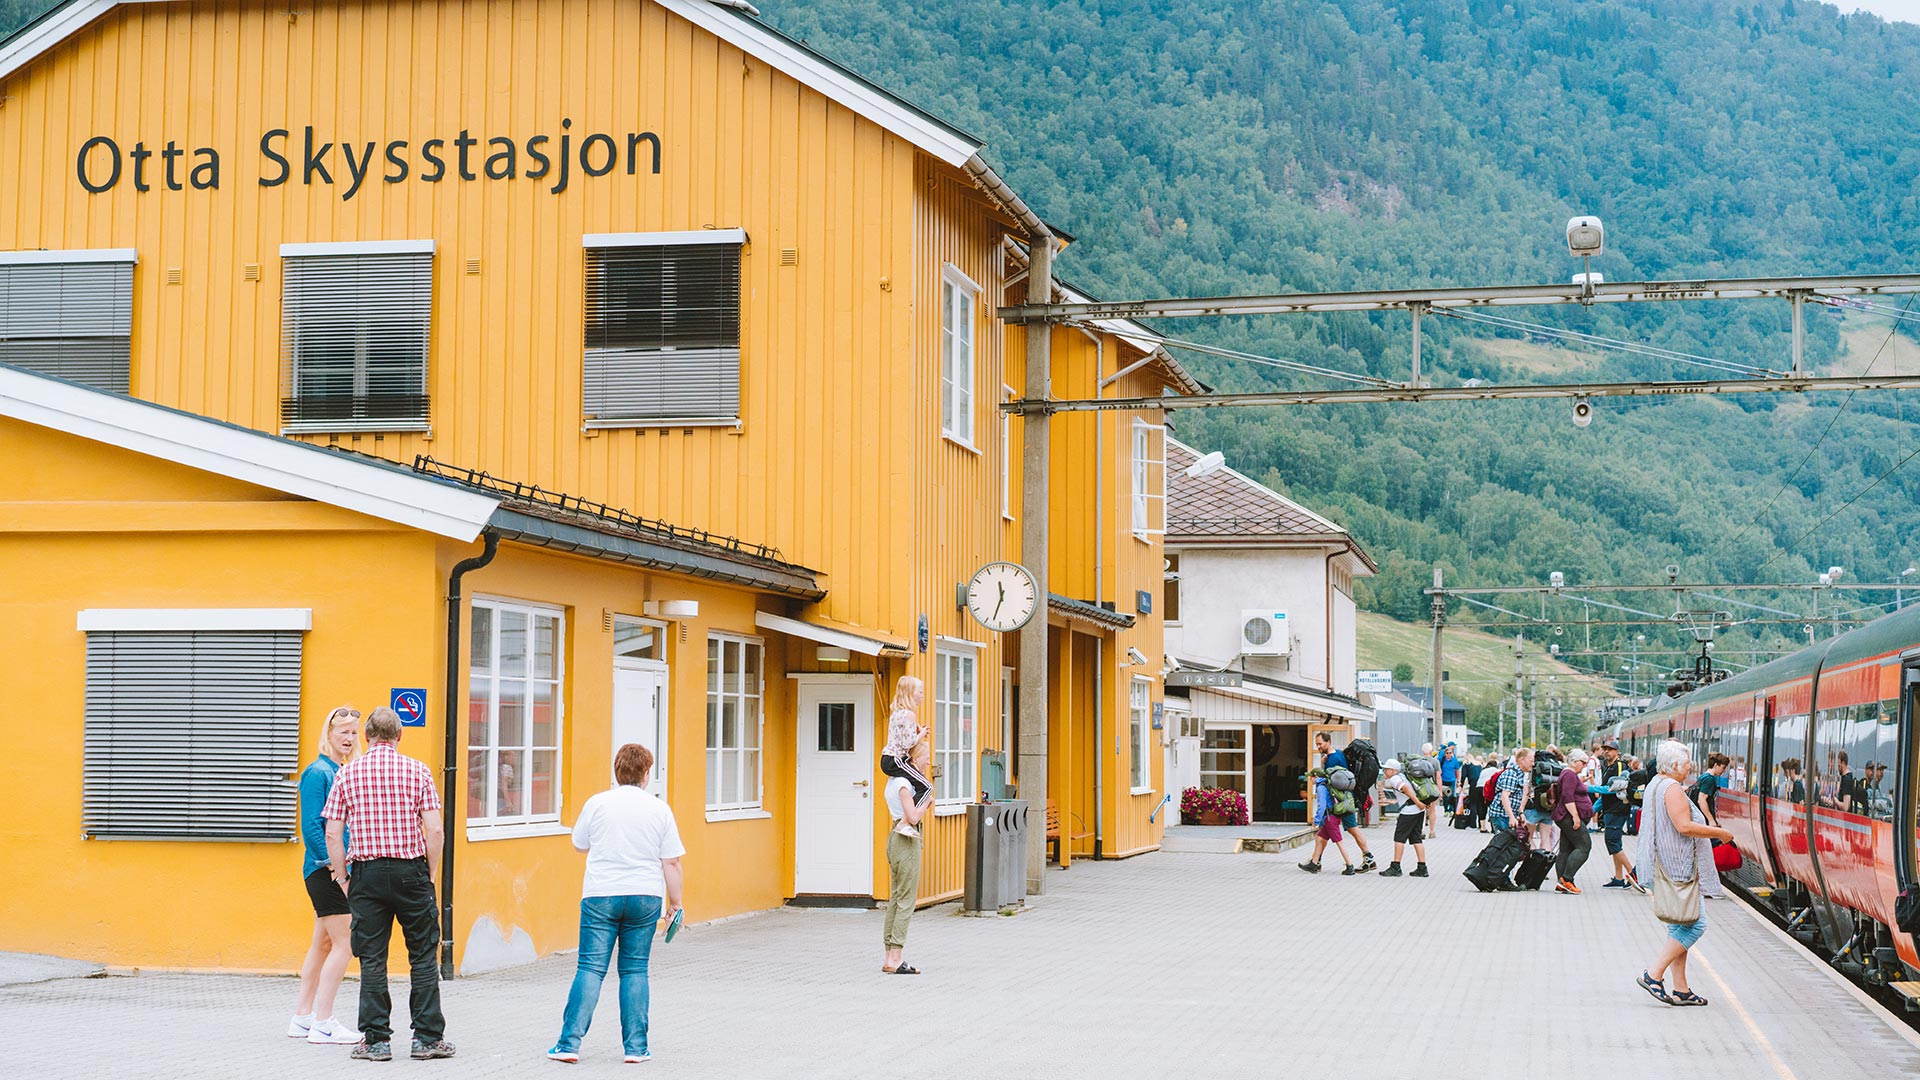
left=1464, top=748, right=1533, bottom=892
left=1299, top=765, right=1360, bottom=875
left=1378, top=759, right=1433, bottom=877
left=1594, top=742, right=1636, bottom=889
left=1313, top=731, right=1378, bottom=872
left=1526, top=749, right=1565, bottom=856
left=1552, top=748, right=1596, bottom=894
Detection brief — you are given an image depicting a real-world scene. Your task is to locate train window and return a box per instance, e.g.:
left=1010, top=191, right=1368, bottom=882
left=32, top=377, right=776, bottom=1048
left=1773, top=710, right=1807, bottom=802
left=1852, top=698, right=1898, bottom=823
left=1812, top=705, right=1848, bottom=810
left=1722, top=718, right=1750, bottom=796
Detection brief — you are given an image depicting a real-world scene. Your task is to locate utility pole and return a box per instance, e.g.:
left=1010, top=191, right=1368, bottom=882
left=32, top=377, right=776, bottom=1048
left=1427, top=567, right=1446, bottom=754
left=1512, top=635, right=1525, bottom=751
left=1019, top=235, right=1055, bottom=895
left=1497, top=697, right=1506, bottom=752
left=1529, top=664, right=1538, bottom=747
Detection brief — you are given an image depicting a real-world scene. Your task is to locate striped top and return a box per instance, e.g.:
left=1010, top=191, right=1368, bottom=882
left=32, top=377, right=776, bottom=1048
left=1637, top=774, right=1724, bottom=898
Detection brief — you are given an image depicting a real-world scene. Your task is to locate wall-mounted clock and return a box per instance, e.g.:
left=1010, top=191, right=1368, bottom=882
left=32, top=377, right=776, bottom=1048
left=966, top=561, right=1039, bottom=633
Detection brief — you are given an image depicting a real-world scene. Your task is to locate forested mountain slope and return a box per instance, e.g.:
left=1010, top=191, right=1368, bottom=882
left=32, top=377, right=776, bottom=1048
left=6, top=0, right=1919, bottom=663
left=754, top=0, right=1920, bottom=648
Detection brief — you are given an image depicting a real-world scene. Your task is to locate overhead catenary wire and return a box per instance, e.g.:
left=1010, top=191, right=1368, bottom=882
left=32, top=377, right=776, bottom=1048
left=1696, top=292, right=1918, bottom=574
left=1146, top=331, right=1395, bottom=387
left=1754, top=440, right=1920, bottom=579
left=1438, top=309, right=1778, bottom=379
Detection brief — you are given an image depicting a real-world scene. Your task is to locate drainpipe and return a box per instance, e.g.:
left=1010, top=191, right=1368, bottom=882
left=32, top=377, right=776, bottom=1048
left=968, top=154, right=1055, bottom=894
left=440, top=530, right=499, bottom=979
left=1325, top=550, right=1338, bottom=694
left=1077, top=324, right=1106, bottom=859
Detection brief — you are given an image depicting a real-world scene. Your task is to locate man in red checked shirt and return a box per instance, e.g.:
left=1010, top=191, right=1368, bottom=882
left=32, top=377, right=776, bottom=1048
left=324, top=706, right=454, bottom=1063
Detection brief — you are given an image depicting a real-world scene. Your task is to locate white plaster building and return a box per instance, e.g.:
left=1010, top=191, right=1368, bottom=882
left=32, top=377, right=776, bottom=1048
left=1160, top=437, right=1376, bottom=824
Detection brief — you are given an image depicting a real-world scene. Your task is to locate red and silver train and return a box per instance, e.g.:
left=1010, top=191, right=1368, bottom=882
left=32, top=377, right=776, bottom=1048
left=1604, top=604, right=1920, bottom=986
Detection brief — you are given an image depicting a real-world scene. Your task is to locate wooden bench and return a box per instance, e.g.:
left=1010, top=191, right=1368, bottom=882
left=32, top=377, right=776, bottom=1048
left=1044, top=798, right=1093, bottom=863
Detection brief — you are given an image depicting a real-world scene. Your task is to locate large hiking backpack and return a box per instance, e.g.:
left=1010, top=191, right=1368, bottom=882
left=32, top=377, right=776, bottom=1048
left=1345, top=739, right=1381, bottom=794
left=1405, top=756, right=1438, bottom=780
left=1531, top=754, right=1565, bottom=812
left=1409, top=775, right=1441, bottom=804
left=1327, top=766, right=1357, bottom=792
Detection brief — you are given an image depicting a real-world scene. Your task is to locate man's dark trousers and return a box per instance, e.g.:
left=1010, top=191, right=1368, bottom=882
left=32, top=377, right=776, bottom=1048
left=350, top=857, right=445, bottom=1045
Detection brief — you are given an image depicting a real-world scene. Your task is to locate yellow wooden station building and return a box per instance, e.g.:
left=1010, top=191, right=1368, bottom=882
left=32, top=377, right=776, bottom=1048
left=0, top=0, right=1195, bottom=971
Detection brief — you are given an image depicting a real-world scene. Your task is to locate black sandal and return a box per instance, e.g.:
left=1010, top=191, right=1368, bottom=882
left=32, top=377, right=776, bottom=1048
left=883, top=964, right=920, bottom=975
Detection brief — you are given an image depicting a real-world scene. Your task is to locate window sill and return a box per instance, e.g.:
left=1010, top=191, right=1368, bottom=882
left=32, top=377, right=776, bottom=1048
left=705, top=807, right=772, bottom=823
left=283, top=421, right=432, bottom=436
left=465, top=820, right=569, bottom=842
left=933, top=802, right=970, bottom=817
left=584, top=418, right=741, bottom=430
left=942, top=433, right=981, bottom=456
left=1131, top=786, right=1157, bottom=797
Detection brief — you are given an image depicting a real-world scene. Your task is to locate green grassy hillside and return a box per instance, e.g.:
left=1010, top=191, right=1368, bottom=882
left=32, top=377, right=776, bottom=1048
left=1356, top=609, right=1602, bottom=713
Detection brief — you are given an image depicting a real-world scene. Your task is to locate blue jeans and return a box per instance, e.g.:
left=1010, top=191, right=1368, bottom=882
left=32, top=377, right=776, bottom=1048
left=556, top=895, right=661, bottom=1056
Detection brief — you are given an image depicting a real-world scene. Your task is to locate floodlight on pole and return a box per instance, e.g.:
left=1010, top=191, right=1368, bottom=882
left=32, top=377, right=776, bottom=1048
left=1567, top=215, right=1604, bottom=304
left=1184, top=451, right=1227, bottom=479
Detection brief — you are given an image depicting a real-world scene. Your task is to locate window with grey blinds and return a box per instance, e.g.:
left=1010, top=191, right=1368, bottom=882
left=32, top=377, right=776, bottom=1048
left=281, top=250, right=432, bottom=432
left=0, top=257, right=134, bottom=393
left=83, top=631, right=304, bottom=841
left=584, top=241, right=741, bottom=425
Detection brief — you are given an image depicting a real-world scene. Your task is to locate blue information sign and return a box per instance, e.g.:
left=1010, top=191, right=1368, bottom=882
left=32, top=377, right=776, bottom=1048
left=391, top=687, right=428, bottom=727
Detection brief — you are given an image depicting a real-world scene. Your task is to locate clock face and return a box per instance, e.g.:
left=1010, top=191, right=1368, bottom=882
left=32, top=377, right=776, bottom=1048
left=966, top=561, right=1039, bottom=633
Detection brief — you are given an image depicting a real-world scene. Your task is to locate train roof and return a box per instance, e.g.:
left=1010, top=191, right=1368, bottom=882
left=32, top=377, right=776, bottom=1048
left=1629, top=602, right=1920, bottom=729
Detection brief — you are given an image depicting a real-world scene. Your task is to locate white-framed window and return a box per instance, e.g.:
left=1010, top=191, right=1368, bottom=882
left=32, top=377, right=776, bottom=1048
left=1001, top=384, right=1015, bottom=519
left=1163, top=552, right=1182, bottom=623
left=1131, top=418, right=1164, bottom=539
left=583, top=230, right=744, bottom=427
left=1130, top=676, right=1153, bottom=792
left=941, top=265, right=977, bottom=446
left=0, top=249, right=136, bottom=394
left=77, top=608, right=309, bottom=840
left=280, top=240, right=433, bottom=433
left=467, top=598, right=564, bottom=826
left=934, top=647, right=979, bottom=803
left=706, top=634, right=764, bottom=812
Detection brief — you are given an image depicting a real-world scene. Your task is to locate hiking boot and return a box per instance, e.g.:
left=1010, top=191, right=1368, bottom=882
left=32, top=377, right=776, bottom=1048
left=1378, top=865, right=1403, bottom=877
left=1356, top=858, right=1377, bottom=874
left=1410, top=865, right=1429, bottom=877
left=1297, top=860, right=1321, bottom=873
left=411, top=1039, right=456, bottom=1060
left=1556, top=878, right=1582, bottom=895
left=1340, top=864, right=1359, bottom=876
left=351, top=1040, right=393, bottom=1062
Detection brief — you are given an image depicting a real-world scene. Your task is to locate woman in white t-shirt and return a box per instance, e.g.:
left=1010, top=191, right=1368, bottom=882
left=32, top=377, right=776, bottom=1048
left=882, top=768, right=927, bottom=975
left=548, top=743, right=686, bottom=1065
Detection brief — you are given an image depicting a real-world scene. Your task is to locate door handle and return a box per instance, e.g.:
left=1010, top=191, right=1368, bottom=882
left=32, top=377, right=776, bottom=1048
left=853, top=780, right=870, bottom=787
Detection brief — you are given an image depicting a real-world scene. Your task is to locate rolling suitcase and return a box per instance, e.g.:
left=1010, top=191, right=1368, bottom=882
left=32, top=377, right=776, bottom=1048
left=1513, top=849, right=1556, bottom=891
left=1463, top=830, right=1524, bottom=892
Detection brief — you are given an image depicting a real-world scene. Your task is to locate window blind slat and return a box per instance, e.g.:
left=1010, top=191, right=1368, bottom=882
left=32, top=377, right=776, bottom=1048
left=0, top=260, right=133, bottom=393
left=281, top=252, right=432, bottom=431
left=584, top=243, right=741, bottom=424
left=83, top=630, right=304, bottom=841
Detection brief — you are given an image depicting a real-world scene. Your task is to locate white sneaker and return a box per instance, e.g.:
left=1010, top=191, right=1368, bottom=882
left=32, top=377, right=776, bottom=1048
left=287, top=1013, right=315, bottom=1038
left=306, top=1017, right=361, bottom=1045
left=623, top=1053, right=652, bottom=1064
left=893, top=821, right=920, bottom=840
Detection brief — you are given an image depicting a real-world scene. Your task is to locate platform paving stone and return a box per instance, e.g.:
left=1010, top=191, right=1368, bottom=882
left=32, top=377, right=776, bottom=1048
left=7, top=826, right=1919, bottom=1078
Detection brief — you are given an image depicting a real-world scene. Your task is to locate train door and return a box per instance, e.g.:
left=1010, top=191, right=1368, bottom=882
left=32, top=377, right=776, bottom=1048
left=1898, top=662, right=1920, bottom=913
left=1753, top=693, right=1781, bottom=886
left=1803, top=661, right=1853, bottom=953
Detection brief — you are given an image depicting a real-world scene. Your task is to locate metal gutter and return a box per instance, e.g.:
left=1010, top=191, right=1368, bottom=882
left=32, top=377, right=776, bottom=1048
left=488, top=508, right=824, bottom=600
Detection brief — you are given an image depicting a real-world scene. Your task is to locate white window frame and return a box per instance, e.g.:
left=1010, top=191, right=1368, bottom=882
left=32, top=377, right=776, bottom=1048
left=77, top=607, right=307, bottom=841
left=1130, top=676, right=1154, bottom=794
left=1131, top=418, right=1165, bottom=541
left=1001, top=384, right=1015, bottom=519
left=279, top=239, right=434, bottom=435
left=941, top=265, right=978, bottom=449
left=581, top=231, right=745, bottom=429
left=467, top=597, right=566, bottom=834
left=934, top=644, right=980, bottom=809
left=0, top=248, right=138, bottom=395
left=706, top=632, right=765, bottom=814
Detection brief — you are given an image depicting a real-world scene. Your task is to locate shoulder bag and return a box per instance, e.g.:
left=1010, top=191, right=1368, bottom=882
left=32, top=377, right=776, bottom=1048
left=1649, top=780, right=1702, bottom=925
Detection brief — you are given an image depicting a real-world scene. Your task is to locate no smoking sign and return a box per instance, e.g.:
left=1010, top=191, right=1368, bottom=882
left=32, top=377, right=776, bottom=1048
left=390, top=687, right=428, bottom=727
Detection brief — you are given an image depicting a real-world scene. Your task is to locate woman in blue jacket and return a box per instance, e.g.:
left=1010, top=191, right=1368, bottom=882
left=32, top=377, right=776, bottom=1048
left=288, top=705, right=362, bottom=1045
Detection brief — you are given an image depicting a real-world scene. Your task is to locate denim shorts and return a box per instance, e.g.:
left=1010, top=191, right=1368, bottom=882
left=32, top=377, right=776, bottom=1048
left=1666, top=910, right=1708, bottom=949
left=1524, top=808, right=1551, bottom=825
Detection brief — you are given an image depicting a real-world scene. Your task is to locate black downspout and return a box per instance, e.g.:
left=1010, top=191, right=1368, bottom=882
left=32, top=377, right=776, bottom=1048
left=440, top=530, right=499, bottom=979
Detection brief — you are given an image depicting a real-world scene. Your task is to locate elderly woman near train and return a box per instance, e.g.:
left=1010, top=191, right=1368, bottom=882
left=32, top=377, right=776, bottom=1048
left=1636, top=739, right=1734, bottom=1007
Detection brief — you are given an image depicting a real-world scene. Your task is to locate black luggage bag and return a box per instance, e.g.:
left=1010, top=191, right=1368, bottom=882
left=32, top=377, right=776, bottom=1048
left=1463, top=830, right=1525, bottom=892
left=1513, top=849, right=1557, bottom=891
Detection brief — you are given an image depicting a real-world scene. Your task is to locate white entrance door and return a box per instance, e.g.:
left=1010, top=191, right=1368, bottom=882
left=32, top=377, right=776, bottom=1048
left=794, top=676, right=874, bottom=895
left=612, top=665, right=668, bottom=796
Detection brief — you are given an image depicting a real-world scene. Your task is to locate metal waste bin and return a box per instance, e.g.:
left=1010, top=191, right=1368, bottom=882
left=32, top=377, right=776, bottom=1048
left=963, top=800, right=1029, bottom=913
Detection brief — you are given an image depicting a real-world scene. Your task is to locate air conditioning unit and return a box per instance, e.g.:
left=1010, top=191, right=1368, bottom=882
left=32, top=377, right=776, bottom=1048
left=1239, top=609, right=1289, bottom=657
